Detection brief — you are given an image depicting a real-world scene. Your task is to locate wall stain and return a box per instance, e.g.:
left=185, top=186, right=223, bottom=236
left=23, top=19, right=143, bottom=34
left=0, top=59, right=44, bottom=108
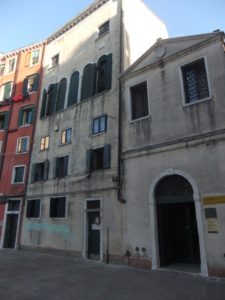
left=25, top=222, right=72, bottom=240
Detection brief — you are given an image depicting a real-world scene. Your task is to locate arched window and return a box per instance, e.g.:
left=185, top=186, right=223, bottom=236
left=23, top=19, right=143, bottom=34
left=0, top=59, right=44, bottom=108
left=96, top=54, right=112, bottom=93
left=68, top=71, right=79, bottom=107
left=40, top=83, right=58, bottom=118
left=81, top=63, right=96, bottom=100
left=55, top=78, right=67, bottom=112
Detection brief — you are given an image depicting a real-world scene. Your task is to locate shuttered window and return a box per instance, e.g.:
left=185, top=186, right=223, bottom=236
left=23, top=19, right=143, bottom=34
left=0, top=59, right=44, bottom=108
left=68, top=71, right=79, bottom=107
left=23, top=73, right=40, bottom=96
left=86, top=144, right=111, bottom=173
left=50, top=197, right=66, bottom=218
left=55, top=78, right=67, bottom=112
left=81, top=63, right=96, bottom=100
left=0, top=112, right=9, bottom=130
left=18, top=106, right=35, bottom=126
left=96, top=54, right=112, bottom=93
left=26, top=199, right=41, bottom=218
left=40, top=83, right=58, bottom=118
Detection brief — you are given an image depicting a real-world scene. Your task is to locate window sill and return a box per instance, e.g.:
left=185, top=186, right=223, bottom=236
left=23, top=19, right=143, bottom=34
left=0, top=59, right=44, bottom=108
left=11, top=182, right=24, bottom=185
left=96, top=31, right=109, bottom=41
left=59, top=142, right=72, bottom=146
left=183, top=96, right=211, bottom=107
left=16, top=151, right=29, bottom=155
left=129, top=115, right=150, bottom=124
left=92, top=131, right=106, bottom=138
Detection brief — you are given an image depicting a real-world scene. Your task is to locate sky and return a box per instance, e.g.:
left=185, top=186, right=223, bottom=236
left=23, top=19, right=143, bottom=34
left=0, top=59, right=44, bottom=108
left=0, top=0, right=225, bottom=53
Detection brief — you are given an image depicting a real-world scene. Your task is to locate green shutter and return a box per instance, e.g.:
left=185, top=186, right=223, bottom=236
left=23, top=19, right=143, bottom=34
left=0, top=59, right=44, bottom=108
left=18, top=109, right=23, bottom=127
left=68, top=71, right=79, bottom=107
left=40, top=89, right=47, bottom=119
left=30, top=163, right=36, bottom=183
left=50, top=198, right=55, bottom=217
left=81, top=63, right=96, bottom=100
left=3, top=112, right=9, bottom=130
left=55, top=78, right=67, bottom=112
left=63, top=156, right=69, bottom=177
left=33, top=73, right=40, bottom=91
left=23, top=77, right=28, bottom=97
left=86, top=149, right=93, bottom=174
left=52, top=158, right=57, bottom=179
left=29, top=106, right=36, bottom=124
left=43, top=159, right=49, bottom=180
left=50, top=83, right=58, bottom=114
left=106, top=53, right=112, bottom=90
left=103, top=144, right=111, bottom=169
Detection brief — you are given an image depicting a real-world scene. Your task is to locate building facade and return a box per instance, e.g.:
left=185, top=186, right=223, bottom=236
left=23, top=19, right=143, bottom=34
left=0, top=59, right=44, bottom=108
left=0, top=43, right=45, bottom=249
left=20, top=0, right=167, bottom=263
left=120, top=31, right=225, bottom=277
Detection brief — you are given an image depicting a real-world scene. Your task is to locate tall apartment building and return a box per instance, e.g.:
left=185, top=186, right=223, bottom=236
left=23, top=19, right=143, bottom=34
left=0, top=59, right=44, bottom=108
left=0, top=42, right=45, bottom=249
left=20, top=0, right=168, bottom=262
left=120, top=31, right=225, bottom=277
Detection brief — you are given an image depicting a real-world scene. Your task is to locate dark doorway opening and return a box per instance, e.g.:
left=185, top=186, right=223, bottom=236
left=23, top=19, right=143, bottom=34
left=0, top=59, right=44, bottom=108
left=156, top=175, right=200, bottom=267
left=87, top=200, right=100, bottom=260
left=4, top=214, right=18, bottom=248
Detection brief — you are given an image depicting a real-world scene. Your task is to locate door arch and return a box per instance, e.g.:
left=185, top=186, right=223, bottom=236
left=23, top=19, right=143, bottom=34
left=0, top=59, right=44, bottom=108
left=149, top=169, right=208, bottom=276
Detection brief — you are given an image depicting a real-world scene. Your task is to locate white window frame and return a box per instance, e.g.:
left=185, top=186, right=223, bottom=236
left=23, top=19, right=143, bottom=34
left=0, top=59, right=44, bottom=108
left=0, top=81, right=13, bottom=101
left=92, top=114, right=107, bottom=136
left=11, top=165, right=26, bottom=184
left=0, top=140, right=2, bottom=152
left=30, top=50, right=40, bottom=66
left=51, top=54, right=59, bottom=68
left=179, top=56, right=212, bottom=107
left=128, top=79, right=150, bottom=123
left=0, top=63, right=5, bottom=76
left=7, top=57, right=16, bottom=73
left=16, top=136, right=30, bottom=154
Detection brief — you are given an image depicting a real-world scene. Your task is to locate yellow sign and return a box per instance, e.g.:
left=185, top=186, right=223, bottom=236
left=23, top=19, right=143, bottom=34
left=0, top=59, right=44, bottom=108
left=203, top=195, right=225, bottom=205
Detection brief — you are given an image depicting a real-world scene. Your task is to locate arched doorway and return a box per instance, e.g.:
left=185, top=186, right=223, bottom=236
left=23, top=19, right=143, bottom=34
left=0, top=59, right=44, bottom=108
left=155, top=175, right=200, bottom=267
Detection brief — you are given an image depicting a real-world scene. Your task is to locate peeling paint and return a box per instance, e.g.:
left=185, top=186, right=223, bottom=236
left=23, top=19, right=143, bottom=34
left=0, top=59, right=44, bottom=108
left=25, top=222, right=72, bottom=239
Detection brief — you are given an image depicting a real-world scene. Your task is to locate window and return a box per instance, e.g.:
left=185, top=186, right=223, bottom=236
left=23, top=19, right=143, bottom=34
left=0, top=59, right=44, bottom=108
left=40, top=136, right=49, bottom=151
left=23, top=73, right=39, bottom=96
left=0, top=63, right=5, bottom=76
left=0, top=112, right=9, bottom=130
left=130, top=81, right=149, bottom=121
left=16, top=137, right=29, bottom=153
left=51, top=54, right=59, bottom=67
left=86, top=144, right=111, bottom=173
left=12, top=165, right=25, bottom=184
left=55, top=78, right=67, bottom=112
left=67, top=71, right=79, bottom=107
left=92, top=115, right=107, bottom=135
left=26, top=199, right=41, bottom=218
left=31, top=160, right=49, bottom=182
left=0, top=140, right=2, bottom=153
left=50, top=197, right=66, bottom=218
left=54, top=155, right=69, bottom=178
left=96, top=54, right=112, bottom=93
left=0, top=82, right=13, bottom=101
left=40, top=83, right=58, bottom=118
left=18, top=106, right=35, bottom=126
left=81, top=63, right=96, bottom=100
left=31, top=50, right=40, bottom=65
left=98, top=20, right=109, bottom=37
left=181, top=58, right=210, bottom=104
left=61, top=128, right=72, bottom=145
left=8, top=58, right=16, bottom=73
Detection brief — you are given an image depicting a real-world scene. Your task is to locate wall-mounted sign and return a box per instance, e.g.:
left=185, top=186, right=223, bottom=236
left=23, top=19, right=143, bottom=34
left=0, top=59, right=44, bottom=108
left=203, top=195, right=225, bottom=205
left=206, top=218, right=219, bottom=233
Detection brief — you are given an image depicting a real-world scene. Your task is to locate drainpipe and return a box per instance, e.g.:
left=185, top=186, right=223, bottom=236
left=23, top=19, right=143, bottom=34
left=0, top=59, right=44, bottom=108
left=117, top=0, right=126, bottom=204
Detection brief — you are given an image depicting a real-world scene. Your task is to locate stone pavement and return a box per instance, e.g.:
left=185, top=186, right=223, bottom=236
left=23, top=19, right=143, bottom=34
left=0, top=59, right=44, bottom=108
left=0, top=250, right=224, bottom=300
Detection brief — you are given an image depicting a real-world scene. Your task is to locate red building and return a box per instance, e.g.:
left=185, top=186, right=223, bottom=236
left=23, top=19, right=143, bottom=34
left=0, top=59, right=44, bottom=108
left=0, top=42, right=45, bottom=248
